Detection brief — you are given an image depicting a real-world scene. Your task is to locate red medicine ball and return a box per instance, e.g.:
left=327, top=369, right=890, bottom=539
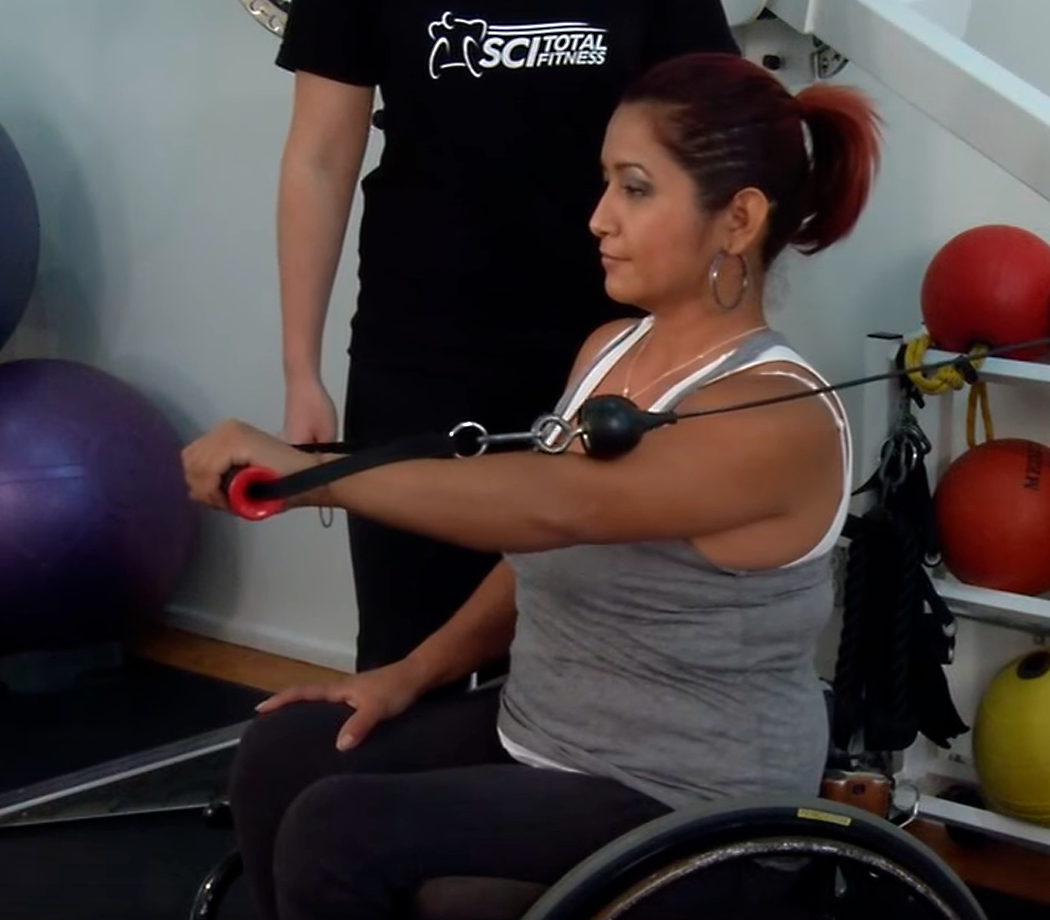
left=922, top=225, right=1050, bottom=360
left=935, top=439, right=1050, bottom=596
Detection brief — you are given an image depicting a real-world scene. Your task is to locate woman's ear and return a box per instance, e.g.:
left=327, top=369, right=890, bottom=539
left=720, top=187, right=770, bottom=256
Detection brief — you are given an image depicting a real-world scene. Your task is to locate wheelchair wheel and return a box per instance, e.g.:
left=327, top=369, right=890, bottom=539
left=522, top=796, right=986, bottom=920
left=189, top=850, right=242, bottom=920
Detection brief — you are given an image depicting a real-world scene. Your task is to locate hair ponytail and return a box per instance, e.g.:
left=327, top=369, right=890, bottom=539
left=622, top=53, right=882, bottom=267
left=791, top=84, right=882, bottom=255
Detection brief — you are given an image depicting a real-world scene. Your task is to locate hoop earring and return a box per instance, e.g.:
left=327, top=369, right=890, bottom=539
left=708, top=251, right=750, bottom=311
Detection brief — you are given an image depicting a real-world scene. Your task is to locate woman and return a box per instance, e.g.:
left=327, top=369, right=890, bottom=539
left=185, top=53, right=881, bottom=920
left=273, top=0, right=740, bottom=674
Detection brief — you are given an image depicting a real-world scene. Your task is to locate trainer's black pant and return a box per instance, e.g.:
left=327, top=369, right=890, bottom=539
left=229, top=686, right=800, bottom=920
left=343, top=355, right=564, bottom=673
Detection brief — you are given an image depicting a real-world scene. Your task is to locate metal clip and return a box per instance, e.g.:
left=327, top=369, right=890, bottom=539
left=449, top=415, right=582, bottom=459
left=876, top=388, right=932, bottom=499
left=449, top=422, right=529, bottom=459
left=813, top=39, right=849, bottom=80
left=890, top=780, right=922, bottom=829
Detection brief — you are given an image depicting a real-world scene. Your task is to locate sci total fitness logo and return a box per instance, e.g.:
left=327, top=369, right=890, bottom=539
left=428, top=12, right=609, bottom=79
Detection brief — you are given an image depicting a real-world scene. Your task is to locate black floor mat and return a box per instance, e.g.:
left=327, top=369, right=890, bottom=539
left=0, top=657, right=268, bottom=808
left=0, top=810, right=256, bottom=920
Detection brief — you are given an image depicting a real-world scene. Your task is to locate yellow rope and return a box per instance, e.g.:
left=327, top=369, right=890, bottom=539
left=903, top=333, right=986, bottom=394
left=903, top=332, right=993, bottom=449
left=966, top=382, right=994, bottom=448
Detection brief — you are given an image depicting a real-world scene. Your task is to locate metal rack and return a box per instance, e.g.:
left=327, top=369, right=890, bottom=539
left=860, top=332, right=1050, bottom=853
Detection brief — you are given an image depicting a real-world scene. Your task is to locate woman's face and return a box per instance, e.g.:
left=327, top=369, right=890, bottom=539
left=590, top=103, right=730, bottom=311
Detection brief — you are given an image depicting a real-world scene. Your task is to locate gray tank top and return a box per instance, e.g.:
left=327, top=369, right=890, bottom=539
left=497, top=322, right=850, bottom=810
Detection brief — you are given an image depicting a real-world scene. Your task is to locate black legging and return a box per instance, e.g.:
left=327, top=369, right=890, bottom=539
left=230, top=686, right=807, bottom=920
left=229, top=686, right=669, bottom=920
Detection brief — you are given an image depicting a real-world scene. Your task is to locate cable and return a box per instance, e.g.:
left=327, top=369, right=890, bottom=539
left=672, top=333, right=1049, bottom=424
left=222, top=334, right=1050, bottom=519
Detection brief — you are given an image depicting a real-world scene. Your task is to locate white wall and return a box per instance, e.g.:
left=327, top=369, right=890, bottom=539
left=906, top=0, right=973, bottom=38
left=3, top=1, right=1050, bottom=672
left=966, top=0, right=1050, bottom=95
left=0, top=1, right=375, bottom=670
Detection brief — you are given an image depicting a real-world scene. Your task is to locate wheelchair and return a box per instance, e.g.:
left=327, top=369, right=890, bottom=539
left=188, top=686, right=987, bottom=920
left=191, top=794, right=985, bottom=920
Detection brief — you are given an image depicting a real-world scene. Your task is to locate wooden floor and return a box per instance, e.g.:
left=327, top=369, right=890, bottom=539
left=133, top=625, right=345, bottom=694
left=134, top=626, right=1050, bottom=906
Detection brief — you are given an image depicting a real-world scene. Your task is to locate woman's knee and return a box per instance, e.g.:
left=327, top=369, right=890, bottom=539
left=229, top=701, right=348, bottom=824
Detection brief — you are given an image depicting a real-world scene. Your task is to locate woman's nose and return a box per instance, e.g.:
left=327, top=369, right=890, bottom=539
left=589, top=189, right=615, bottom=239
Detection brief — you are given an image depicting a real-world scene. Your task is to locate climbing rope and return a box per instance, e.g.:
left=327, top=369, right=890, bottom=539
left=886, top=513, right=919, bottom=739
left=903, top=332, right=993, bottom=447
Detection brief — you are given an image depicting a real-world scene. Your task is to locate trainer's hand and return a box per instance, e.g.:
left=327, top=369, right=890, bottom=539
left=283, top=376, right=338, bottom=445
left=254, top=660, right=426, bottom=751
left=182, top=419, right=321, bottom=511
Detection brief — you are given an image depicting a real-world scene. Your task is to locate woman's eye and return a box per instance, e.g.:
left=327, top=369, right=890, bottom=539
left=624, top=184, right=648, bottom=198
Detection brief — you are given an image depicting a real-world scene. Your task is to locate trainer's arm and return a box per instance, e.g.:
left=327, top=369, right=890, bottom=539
left=280, top=73, right=374, bottom=383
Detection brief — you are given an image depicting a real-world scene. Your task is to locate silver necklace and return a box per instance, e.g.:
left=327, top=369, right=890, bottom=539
left=621, top=324, right=769, bottom=401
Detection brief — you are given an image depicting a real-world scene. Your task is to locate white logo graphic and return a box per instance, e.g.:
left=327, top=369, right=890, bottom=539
left=428, top=12, right=608, bottom=79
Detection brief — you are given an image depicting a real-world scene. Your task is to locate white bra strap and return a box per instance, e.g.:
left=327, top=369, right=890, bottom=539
left=558, top=316, right=653, bottom=419
left=753, top=365, right=853, bottom=567
left=759, top=370, right=847, bottom=432
left=651, top=345, right=829, bottom=412
left=648, top=351, right=735, bottom=412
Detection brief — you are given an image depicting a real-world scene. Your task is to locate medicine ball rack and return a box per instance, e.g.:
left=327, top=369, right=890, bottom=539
left=860, top=331, right=1050, bottom=855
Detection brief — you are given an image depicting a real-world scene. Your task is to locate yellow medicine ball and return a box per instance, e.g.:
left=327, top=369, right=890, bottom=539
left=973, top=650, right=1050, bottom=826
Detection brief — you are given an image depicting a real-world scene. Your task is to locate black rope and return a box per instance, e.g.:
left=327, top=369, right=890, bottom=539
left=885, top=513, right=919, bottom=736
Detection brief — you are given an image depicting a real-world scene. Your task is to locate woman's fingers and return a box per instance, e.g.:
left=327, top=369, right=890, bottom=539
left=252, top=675, right=393, bottom=751
left=182, top=439, right=232, bottom=510
left=255, top=683, right=342, bottom=713
left=182, top=421, right=254, bottom=510
left=336, top=702, right=381, bottom=752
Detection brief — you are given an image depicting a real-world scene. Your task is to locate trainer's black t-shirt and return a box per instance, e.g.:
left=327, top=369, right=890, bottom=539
left=277, top=1, right=738, bottom=374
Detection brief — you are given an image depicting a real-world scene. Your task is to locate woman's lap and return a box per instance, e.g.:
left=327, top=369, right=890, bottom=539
left=229, top=685, right=668, bottom=919
left=272, top=763, right=670, bottom=919
left=230, top=684, right=802, bottom=920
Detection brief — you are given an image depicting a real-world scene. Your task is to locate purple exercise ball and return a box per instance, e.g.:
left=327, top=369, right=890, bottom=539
left=0, top=359, right=197, bottom=654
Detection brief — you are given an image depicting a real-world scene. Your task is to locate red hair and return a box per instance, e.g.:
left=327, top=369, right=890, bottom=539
left=622, top=53, right=882, bottom=266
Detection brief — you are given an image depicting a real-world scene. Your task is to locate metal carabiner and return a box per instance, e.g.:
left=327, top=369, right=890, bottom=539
left=448, top=422, right=533, bottom=458
left=448, top=415, right=584, bottom=459
left=876, top=436, right=911, bottom=493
